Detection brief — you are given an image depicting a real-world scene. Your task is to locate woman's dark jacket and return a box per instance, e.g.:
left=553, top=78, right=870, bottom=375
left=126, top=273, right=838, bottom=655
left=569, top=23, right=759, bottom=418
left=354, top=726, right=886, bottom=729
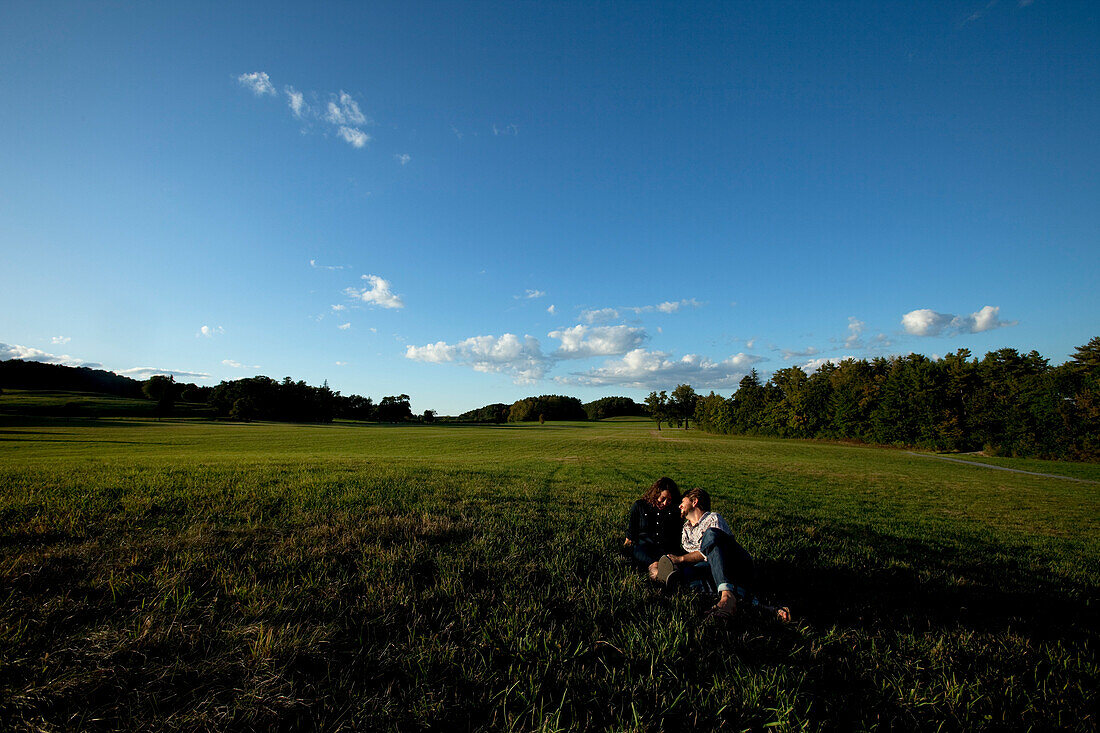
left=626, top=499, right=682, bottom=553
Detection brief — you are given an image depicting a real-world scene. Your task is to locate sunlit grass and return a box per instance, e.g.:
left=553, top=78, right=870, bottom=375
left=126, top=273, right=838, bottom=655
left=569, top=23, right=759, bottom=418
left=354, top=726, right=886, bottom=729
left=1, top=416, right=1096, bottom=730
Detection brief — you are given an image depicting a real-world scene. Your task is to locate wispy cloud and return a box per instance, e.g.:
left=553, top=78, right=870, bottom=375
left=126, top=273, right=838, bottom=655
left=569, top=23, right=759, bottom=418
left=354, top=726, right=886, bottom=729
left=335, top=361, right=348, bottom=366
left=548, top=325, right=648, bottom=359
left=337, top=322, right=351, bottom=330
left=337, top=126, right=370, bottom=148
left=197, top=325, right=225, bottom=338
left=331, top=304, right=347, bottom=312
left=116, top=366, right=211, bottom=380
left=547, top=304, right=556, bottom=315
left=345, top=274, right=405, bottom=309
left=781, top=346, right=820, bottom=360
left=492, top=123, right=519, bottom=136
left=285, top=86, right=307, bottom=117
left=395, top=153, right=411, bottom=165
left=516, top=289, right=546, bottom=300
left=51, top=336, right=71, bottom=345
left=901, top=305, right=1016, bottom=336
left=560, top=349, right=763, bottom=390
left=406, top=333, right=549, bottom=383
left=237, top=74, right=371, bottom=149
left=324, top=92, right=367, bottom=125
left=582, top=299, right=703, bottom=323
left=581, top=307, right=620, bottom=324
left=844, top=318, right=865, bottom=348
left=238, top=71, right=275, bottom=96
left=961, top=0, right=999, bottom=26
left=221, top=359, right=260, bottom=370
left=311, top=259, right=347, bottom=271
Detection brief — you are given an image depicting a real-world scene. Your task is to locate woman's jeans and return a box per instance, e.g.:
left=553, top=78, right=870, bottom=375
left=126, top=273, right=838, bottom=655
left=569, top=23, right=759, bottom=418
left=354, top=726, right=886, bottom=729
left=629, top=540, right=665, bottom=568
left=681, top=527, right=755, bottom=597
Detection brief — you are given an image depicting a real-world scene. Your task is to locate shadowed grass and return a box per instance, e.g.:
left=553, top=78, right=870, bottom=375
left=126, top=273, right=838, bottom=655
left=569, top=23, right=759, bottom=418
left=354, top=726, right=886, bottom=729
left=0, top=417, right=1096, bottom=730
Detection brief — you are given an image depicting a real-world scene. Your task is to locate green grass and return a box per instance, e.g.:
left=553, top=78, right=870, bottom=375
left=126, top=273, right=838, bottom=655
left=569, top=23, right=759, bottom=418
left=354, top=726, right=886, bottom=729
left=1, top=415, right=1096, bottom=730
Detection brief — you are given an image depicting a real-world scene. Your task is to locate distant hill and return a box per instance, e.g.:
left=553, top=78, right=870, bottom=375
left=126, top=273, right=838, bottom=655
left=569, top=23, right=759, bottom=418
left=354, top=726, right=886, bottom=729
left=0, top=388, right=213, bottom=418
left=0, top=359, right=144, bottom=398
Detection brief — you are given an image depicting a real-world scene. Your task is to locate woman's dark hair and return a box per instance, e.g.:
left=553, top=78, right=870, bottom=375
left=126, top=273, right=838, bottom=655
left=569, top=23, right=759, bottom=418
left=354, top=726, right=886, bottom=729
left=642, top=477, right=680, bottom=507
left=682, top=487, right=711, bottom=513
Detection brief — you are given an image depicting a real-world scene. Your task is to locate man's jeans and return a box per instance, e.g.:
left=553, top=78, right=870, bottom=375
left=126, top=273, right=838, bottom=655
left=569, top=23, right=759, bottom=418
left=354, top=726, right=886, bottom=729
left=682, top=527, right=754, bottom=596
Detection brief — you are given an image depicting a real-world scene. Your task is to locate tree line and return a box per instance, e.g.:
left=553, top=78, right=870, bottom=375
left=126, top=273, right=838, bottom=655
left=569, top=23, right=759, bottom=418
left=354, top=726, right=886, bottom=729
left=458, top=395, right=646, bottom=423
left=650, top=338, right=1099, bottom=461
left=5, top=336, right=1097, bottom=459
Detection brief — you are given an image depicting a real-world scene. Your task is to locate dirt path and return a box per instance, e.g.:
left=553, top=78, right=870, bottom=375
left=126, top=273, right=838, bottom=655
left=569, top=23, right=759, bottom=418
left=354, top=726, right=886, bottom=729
left=905, top=451, right=1099, bottom=484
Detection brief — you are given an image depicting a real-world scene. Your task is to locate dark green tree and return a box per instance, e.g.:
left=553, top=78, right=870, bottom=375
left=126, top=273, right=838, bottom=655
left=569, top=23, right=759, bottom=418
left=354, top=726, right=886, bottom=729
left=644, top=390, right=669, bottom=430
left=670, top=384, right=698, bottom=429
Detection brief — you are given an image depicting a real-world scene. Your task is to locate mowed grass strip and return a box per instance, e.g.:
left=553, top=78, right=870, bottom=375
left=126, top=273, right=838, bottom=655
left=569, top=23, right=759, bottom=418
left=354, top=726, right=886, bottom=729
left=0, top=417, right=1096, bottom=730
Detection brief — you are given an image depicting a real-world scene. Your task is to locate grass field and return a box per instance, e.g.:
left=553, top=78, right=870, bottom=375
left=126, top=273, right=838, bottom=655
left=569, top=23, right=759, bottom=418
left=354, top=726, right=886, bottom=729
left=1, top=415, right=1097, bottom=730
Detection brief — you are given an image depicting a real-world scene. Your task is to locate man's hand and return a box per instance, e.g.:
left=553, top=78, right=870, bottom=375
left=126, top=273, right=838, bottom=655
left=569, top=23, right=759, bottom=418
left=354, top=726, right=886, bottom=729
left=623, top=537, right=633, bottom=547
left=647, top=561, right=659, bottom=581
left=671, top=551, right=704, bottom=565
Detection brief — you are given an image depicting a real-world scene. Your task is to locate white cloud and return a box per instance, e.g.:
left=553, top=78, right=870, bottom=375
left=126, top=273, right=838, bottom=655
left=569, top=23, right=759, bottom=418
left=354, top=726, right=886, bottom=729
left=241, top=79, right=374, bottom=151
left=238, top=71, right=275, bottom=96
left=656, top=298, right=703, bottom=314
left=802, top=355, right=856, bottom=373
left=517, top=289, right=545, bottom=300
left=406, top=333, right=549, bottom=383
left=337, top=126, right=370, bottom=148
left=395, top=153, right=411, bottom=165
left=573, top=299, right=705, bottom=323
left=957, top=305, right=1017, bottom=333
left=547, top=304, right=556, bottom=315
left=335, top=361, right=348, bottom=366
left=324, top=91, right=367, bottom=125
left=285, top=86, right=307, bottom=117
left=621, top=298, right=703, bottom=315
left=581, top=307, right=620, bottom=324
left=338, top=322, right=351, bottom=330
left=548, top=325, right=647, bottom=359
left=902, top=305, right=1016, bottom=336
left=221, top=359, right=259, bottom=370
left=2, top=342, right=83, bottom=365
left=901, top=309, right=954, bottom=337
left=311, top=259, right=347, bottom=271
left=561, top=349, right=763, bottom=390
left=492, top=123, right=518, bottom=136
left=51, top=336, right=71, bottom=345
left=345, top=274, right=405, bottom=309
left=845, top=318, right=865, bottom=348
left=197, top=325, right=225, bottom=338
left=745, top=338, right=756, bottom=349
left=331, top=304, right=346, bottom=311
left=116, top=366, right=211, bottom=380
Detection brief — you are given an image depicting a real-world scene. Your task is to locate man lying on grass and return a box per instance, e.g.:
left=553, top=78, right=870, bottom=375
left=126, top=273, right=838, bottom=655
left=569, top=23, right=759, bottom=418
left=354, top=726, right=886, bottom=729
left=650, top=487, right=790, bottom=623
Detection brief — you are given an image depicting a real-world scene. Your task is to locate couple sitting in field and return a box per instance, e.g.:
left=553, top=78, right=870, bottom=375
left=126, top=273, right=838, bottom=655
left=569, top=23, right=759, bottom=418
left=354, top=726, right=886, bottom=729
left=624, top=477, right=790, bottom=623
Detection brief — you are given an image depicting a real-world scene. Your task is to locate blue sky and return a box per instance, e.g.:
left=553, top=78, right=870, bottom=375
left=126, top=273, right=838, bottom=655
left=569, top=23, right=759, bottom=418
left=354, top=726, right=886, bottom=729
left=2, top=1, right=1097, bottom=414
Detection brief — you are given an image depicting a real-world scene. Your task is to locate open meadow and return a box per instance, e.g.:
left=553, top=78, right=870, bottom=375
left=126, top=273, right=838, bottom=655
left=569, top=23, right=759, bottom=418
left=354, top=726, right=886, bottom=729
left=1, top=416, right=1097, bottom=731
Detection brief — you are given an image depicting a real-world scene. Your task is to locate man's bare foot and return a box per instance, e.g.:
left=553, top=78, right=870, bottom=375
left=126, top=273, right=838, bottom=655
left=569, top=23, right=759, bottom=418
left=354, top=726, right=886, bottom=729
left=715, top=590, right=737, bottom=614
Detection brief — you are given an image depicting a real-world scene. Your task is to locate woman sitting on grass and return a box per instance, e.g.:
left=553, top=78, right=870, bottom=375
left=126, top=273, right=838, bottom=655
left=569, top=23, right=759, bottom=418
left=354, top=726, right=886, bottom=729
left=653, top=487, right=791, bottom=624
left=623, top=477, right=682, bottom=572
